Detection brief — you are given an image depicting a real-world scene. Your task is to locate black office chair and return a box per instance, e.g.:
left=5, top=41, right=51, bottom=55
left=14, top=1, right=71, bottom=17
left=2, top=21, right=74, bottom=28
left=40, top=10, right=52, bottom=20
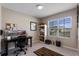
left=15, top=36, right=27, bottom=56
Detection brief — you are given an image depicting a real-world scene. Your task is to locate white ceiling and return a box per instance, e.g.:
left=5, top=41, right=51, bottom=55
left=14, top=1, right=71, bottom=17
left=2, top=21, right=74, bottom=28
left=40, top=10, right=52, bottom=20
left=2, top=3, right=77, bottom=18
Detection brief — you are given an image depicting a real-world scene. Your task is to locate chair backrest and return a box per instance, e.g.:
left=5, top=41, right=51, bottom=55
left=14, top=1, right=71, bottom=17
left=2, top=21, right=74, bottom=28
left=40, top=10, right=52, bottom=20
left=16, top=36, right=26, bottom=48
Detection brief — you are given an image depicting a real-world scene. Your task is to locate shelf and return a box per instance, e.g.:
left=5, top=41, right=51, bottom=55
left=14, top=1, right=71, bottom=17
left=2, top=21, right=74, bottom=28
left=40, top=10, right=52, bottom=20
left=39, top=23, right=45, bottom=25
left=39, top=27, right=44, bottom=29
left=39, top=23, right=46, bottom=42
left=40, top=36, right=44, bottom=38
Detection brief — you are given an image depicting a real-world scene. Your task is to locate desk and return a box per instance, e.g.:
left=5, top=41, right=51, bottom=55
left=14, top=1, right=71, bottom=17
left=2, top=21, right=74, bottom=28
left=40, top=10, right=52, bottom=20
left=4, top=38, right=17, bottom=56
left=4, top=36, right=32, bottom=56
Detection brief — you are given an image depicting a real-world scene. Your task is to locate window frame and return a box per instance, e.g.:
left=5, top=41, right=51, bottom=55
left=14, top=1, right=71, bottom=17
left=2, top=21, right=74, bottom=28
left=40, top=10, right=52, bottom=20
left=48, top=16, right=72, bottom=38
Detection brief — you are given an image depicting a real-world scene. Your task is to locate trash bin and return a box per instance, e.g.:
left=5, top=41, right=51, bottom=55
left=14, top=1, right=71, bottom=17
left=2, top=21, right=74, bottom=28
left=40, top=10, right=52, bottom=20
left=56, top=40, right=61, bottom=47
left=45, top=39, right=52, bottom=44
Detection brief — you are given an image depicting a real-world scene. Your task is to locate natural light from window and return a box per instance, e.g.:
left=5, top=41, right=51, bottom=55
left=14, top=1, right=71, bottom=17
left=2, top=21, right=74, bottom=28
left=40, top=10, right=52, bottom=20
left=48, top=16, right=72, bottom=38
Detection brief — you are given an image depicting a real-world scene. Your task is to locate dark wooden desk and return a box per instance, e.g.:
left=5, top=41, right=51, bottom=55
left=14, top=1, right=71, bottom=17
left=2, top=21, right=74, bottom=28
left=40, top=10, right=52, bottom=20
left=4, top=38, right=17, bottom=56
left=4, top=36, right=32, bottom=56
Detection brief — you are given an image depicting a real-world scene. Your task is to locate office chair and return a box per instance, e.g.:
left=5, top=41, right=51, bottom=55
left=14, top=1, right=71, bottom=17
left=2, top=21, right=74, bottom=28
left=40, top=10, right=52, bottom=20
left=15, top=36, right=27, bottom=56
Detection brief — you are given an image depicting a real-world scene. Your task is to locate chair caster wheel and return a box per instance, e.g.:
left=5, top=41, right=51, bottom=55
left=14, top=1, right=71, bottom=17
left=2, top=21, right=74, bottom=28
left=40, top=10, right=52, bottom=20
left=26, top=48, right=27, bottom=50
left=24, top=52, right=26, bottom=54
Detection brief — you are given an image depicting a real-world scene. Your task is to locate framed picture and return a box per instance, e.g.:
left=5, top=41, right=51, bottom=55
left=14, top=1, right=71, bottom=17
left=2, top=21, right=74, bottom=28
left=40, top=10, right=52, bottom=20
left=30, top=21, right=37, bottom=31
left=6, top=23, right=11, bottom=30
left=5, top=23, right=16, bottom=30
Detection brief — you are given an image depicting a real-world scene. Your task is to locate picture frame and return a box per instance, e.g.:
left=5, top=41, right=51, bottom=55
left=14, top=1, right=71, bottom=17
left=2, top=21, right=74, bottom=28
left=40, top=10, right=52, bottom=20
left=30, top=21, right=37, bottom=31
left=6, top=23, right=11, bottom=30
left=5, top=23, right=16, bottom=30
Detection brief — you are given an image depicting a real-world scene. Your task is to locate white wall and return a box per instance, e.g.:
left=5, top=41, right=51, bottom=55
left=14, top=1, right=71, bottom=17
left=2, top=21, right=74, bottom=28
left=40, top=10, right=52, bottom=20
left=2, top=7, right=40, bottom=49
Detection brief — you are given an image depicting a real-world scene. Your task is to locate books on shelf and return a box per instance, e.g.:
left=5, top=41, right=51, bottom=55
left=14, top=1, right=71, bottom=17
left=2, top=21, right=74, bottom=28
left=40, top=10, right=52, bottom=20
left=39, top=23, right=47, bottom=42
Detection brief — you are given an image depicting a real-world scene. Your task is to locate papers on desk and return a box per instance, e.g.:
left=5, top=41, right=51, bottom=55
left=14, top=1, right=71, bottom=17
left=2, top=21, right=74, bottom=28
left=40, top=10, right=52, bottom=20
left=7, top=36, right=11, bottom=40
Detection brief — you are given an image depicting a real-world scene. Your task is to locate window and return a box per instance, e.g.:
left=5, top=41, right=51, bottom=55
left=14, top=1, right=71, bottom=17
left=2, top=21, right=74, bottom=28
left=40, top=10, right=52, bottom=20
left=49, top=20, right=58, bottom=36
left=48, top=16, right=72, bottom=37
left=64, top=17, right=72, bottom=37
left=59, top=18, right=65, bottom=37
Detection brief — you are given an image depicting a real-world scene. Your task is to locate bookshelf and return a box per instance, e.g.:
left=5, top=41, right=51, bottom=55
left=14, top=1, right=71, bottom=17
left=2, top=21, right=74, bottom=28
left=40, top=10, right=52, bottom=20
left=39, top=23, right=47, bottom=42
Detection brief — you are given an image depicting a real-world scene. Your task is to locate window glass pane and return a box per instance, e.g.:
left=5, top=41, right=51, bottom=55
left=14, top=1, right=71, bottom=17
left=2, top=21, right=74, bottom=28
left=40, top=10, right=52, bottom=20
left=50, top=27, right=57, bottom=36
left=59, top=18, right=65, bottom=37
left=64, top=17, right=72, bottom=37
left=49, top=20, right=58, bottom=36
left=64, top=17, right=72, bottom=28
left=49, top=20, right=58, bottom=27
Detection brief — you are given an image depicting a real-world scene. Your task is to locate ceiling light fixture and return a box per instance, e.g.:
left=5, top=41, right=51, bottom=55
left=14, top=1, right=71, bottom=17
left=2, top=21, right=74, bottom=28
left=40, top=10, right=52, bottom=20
left=36, top=4, right=44, bottom=10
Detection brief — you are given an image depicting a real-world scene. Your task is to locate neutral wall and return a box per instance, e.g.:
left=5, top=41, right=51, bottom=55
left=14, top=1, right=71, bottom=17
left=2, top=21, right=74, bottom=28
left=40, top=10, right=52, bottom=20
left=41, top=8, right=77, bottom=49
left=2, top=7, right=40, bottom=49
left=78, top=7, right=79, bottom=49
left=0, top=5, right=1, bottom=52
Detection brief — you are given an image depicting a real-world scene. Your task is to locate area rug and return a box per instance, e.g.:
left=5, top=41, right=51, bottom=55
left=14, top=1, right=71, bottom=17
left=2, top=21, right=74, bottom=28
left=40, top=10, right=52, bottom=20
left=34, top=47, right=63, bottom=56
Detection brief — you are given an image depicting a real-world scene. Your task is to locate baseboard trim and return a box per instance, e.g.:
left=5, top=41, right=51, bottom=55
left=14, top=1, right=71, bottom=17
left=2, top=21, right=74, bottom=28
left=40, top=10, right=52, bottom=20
left=62, top=45, right=78, bottom=52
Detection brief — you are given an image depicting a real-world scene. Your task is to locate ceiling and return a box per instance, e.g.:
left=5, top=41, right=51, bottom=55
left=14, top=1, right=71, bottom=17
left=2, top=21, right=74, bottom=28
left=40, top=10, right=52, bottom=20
left=2, top=3, right=77, bottom=18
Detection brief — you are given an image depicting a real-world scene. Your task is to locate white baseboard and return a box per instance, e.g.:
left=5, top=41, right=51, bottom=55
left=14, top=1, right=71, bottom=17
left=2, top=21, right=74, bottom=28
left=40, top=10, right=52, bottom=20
left=32, top=40, right=40, bottom=44
left=62, top=45, right=79, bottom=52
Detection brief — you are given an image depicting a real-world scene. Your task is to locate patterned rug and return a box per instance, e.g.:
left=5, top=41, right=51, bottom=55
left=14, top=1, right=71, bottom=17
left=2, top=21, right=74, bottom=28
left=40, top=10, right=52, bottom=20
left=34, top=47, right=63, bottom=56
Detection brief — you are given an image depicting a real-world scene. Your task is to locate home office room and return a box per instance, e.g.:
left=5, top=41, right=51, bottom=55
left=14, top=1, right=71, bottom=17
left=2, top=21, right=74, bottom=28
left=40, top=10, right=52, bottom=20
left=0, top=2, right=79, bottom=56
